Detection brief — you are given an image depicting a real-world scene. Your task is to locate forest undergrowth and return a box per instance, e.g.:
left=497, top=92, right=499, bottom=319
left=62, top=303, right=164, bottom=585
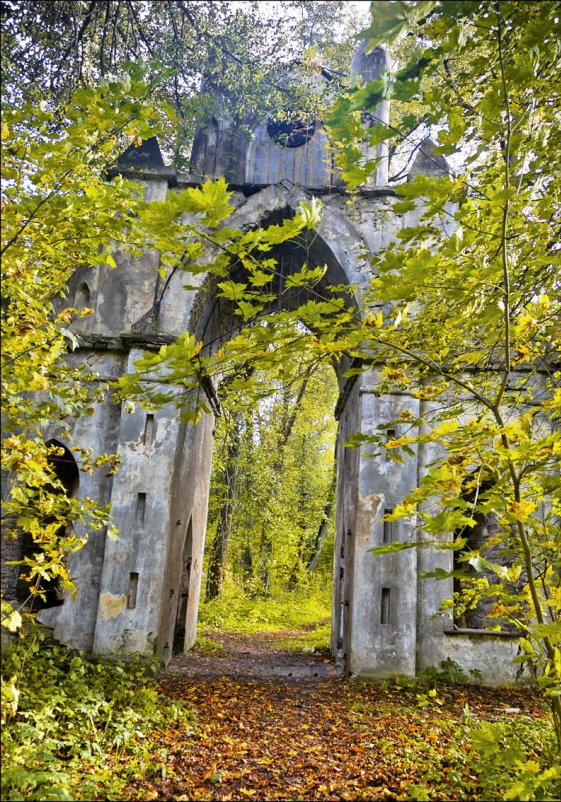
left=2, top=591, right=560, bottom=801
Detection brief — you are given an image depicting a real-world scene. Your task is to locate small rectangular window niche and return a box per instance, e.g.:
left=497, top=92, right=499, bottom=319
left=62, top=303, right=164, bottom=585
left=143, top=414, right=155, bottom=445
left=127, top=572, right=139, bottom=609
left=385, top=429, right=396, bottom=461
left=383, top=511, right=394, bottom=544
left=381, top=587, right=391, bottom=625
left=136, top=493, right=146, bottom=526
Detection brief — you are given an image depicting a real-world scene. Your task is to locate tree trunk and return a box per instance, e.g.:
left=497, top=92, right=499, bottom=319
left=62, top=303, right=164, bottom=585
left=257, top=367, right=315, bottom=594
left=306, top=434, right=338, bottom=572
left=205, top=414, right=243, bottom=601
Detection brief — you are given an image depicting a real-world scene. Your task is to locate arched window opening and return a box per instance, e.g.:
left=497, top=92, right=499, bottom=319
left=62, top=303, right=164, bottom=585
left=47, top=440, right=80, bottom=498
left=74, top=282, right=90, bottom=310
left=267, top=117, right=315, bottom=148
left=16, top=440, right=79, bottom=610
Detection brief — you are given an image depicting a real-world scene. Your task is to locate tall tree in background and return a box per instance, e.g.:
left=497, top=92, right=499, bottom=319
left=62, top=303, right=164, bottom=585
left=205, top=408, right=244, bottom=601
left=205, top=358, right=338, bottom=599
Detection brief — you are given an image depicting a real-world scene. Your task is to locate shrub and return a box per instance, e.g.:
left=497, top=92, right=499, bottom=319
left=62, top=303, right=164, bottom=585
left=467, top=715, right=561, bottom=801
left=1, top=619, right=194, bottom=800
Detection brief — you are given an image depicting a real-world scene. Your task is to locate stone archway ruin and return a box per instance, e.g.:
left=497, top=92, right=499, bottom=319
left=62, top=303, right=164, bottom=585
left=16, top=43, right=524, bottom=684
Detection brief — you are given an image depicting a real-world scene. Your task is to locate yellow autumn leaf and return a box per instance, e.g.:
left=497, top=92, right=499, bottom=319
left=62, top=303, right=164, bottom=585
left=28, top=373, right=49, bottom=391
left=203, top=764, right=218, bottom=781
left=1, top=675, right=20, bottom=716
left=507, top=499, right=537, bottom=519
left=2, top=610, right=22, bottom=632
left=364, top=311, right=383, bottom=328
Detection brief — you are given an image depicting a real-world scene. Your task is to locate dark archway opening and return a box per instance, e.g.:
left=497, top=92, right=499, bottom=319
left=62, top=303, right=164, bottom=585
left=173, top=517, right=193, bottom=654
left=15, top=440, right=79, bottom=610
left=195, top=230, right=344, bottom=638
left=172, top=224, right=356, bottom=663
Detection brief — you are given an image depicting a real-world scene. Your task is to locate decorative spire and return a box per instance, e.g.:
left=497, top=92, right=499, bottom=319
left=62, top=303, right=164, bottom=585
left=409, top=138, right=450, bottom=179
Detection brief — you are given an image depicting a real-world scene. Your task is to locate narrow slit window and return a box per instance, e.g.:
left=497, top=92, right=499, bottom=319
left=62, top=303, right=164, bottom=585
left=127, top=572, right=139, bottom=609
left=383, top=510, right=394, bottom=544
left=136, top=493, right=146, bottom=526
left=381, top=587, right=391, bottom=625
left=143, top=414, right=155, bottom=445
left=385, top=429, right=396, bottom=460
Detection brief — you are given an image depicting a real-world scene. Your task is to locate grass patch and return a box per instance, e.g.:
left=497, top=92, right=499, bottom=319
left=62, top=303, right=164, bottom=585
left=195, top=633, right=225, bottom=654
left=198, top=585, right=332, bottom=634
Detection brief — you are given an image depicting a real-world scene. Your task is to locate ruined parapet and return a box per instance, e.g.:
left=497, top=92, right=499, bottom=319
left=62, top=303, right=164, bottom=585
left=190, top=88, right=338, bottom=189
left=409, top=137, right=450, bottom=180
left=117, top=136, right=165, bottom=169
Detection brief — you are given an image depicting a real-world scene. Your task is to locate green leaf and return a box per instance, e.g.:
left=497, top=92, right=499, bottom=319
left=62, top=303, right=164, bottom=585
left=519, top=637, right=535, bottom=655
left=359, top=2, right=410, bottom=51
left=297, top=198, right=323, bottom=229
left=217, top=281, right=247, bottom=301
left=468, top=556, right=509, bottom=581
left=360, top=1, right=438, bottom=50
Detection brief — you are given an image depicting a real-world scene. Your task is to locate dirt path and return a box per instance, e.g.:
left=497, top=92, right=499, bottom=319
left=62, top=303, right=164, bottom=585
left=165, top=628, right=342, bottom=681
left=122, top=630, right=548, bottom=801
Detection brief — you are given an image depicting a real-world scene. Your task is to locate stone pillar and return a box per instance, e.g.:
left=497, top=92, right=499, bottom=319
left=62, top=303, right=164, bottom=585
left=332, top=377, right=362, bottom=668
left=41, top=354, right=125, bottom=651
left=157, top=411, right=215, bottom=661
left=92, top=349, right=183, bottom=656
left=347, top=371, right=420, bottom=676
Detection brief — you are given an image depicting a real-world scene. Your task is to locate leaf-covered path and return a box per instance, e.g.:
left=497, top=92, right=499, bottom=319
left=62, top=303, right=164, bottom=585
left=122, top=629, right=548, bottom=801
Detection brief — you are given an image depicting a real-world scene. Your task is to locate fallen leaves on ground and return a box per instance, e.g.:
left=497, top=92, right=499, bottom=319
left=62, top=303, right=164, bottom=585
left=118, top=630, right=549, bottom=801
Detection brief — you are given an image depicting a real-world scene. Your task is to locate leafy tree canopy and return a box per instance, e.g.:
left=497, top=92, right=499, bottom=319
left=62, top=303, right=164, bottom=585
left=1, top=0, right=363, bottom=168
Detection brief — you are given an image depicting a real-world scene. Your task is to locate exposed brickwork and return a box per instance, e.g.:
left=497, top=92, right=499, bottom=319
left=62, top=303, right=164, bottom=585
left=1, top=532, right=21, bottom=600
